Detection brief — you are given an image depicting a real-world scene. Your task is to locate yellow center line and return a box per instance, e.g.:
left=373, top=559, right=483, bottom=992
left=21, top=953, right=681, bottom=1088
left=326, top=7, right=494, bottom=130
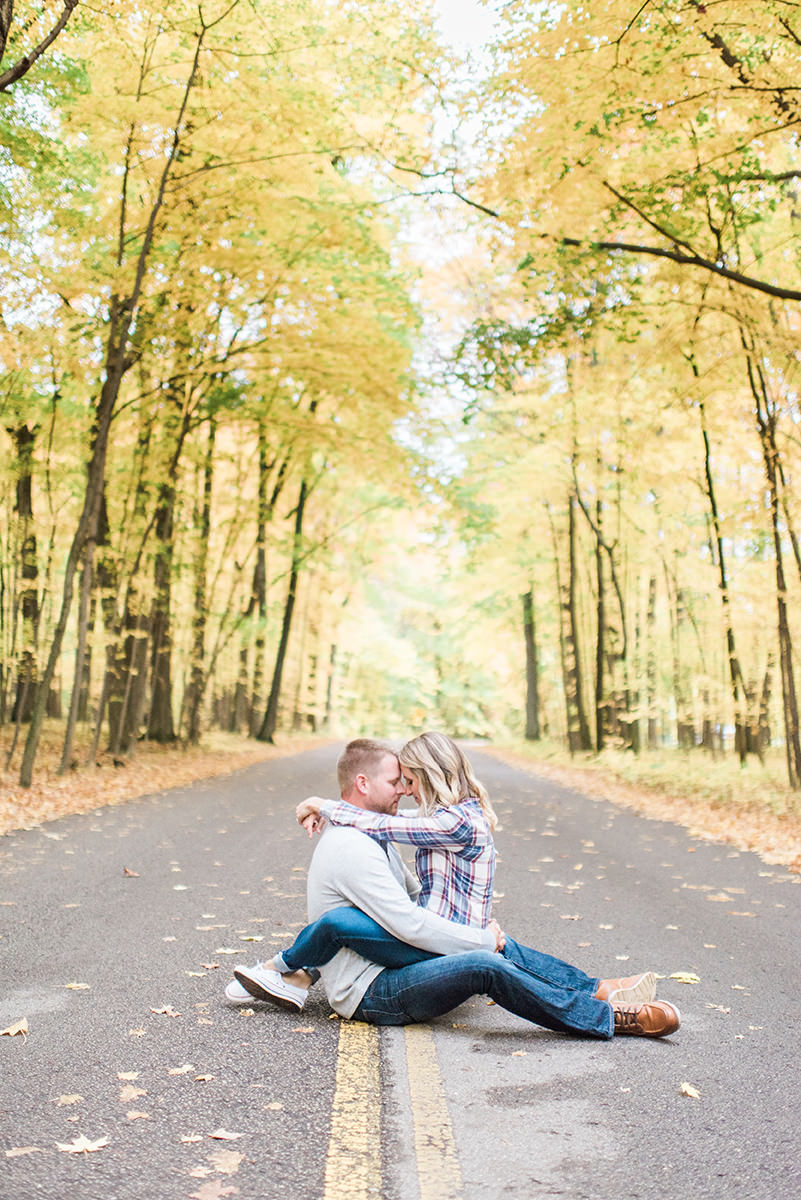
left=404, top=1025, right=464, bottom=1200
left=323, top=1019, right=382, bottom=1200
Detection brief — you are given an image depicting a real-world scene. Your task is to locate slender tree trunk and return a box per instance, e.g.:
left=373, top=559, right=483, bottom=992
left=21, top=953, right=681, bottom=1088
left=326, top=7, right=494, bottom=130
left=59, top=539, right=96, bottom=772
left=258, top=479, right=308, bottom=744
left=567, top=493, right=592, bottom=751
left=9, top=424, right=39, bottom=724
left=185, top=417, right=215, bottom=743
left=521, top=587, right=540, bottom=741
left=700, top=401, right=747, bottom=764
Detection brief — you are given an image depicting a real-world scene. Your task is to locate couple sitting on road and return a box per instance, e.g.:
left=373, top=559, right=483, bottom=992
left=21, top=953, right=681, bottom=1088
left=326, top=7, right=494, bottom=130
left=226, top=733, right=680, bottom=1039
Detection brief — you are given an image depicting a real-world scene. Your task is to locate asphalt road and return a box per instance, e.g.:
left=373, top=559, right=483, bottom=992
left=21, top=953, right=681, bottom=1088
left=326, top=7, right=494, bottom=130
left=1, top=743, right=799, bottom=1200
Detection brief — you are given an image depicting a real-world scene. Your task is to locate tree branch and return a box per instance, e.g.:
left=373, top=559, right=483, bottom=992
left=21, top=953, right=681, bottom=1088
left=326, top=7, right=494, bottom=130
left=0, top=0, right=78, bottom=92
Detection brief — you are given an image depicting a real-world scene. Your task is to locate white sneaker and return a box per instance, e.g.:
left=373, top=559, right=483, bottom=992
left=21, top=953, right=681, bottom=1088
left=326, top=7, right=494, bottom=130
left=225, top=975, right=256, bottom=1003
left=233, top=964, right=308, bottom=1012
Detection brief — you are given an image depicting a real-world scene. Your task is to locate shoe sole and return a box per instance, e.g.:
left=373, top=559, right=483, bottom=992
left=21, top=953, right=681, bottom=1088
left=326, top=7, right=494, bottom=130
left=233, top=970, right=305, bottom=1012
left=605, top=972, right=657, bottom=1004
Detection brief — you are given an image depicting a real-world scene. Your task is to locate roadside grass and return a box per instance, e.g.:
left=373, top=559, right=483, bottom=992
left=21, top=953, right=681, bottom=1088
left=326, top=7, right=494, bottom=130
left=0, top=721, right=330, bottom=837
left=485, top=738, right=801, bottom=872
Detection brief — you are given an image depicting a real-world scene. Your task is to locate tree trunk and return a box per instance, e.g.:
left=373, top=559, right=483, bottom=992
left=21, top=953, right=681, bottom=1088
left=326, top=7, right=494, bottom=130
left=184, top=417, right=215, bottom=743
left=258, top=479, right=308, bottom=743
left=521, top=587, right=540, bottom=741
left=9, top=424, right=39, bottom=724
left=700, top=401, right=748, bottom=765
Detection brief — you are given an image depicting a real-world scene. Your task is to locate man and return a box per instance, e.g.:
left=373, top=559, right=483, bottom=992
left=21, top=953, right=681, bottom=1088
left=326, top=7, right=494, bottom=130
left=236, top=739, right=679, bottom=1038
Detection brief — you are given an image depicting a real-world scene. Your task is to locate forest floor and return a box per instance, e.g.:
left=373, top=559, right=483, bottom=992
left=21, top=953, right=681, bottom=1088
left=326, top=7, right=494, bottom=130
left=2, top=723, right=799, bottom=873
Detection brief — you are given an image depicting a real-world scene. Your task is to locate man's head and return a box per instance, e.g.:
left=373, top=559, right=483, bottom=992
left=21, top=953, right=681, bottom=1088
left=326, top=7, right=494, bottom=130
left=336, top=738, right=406, bottom=814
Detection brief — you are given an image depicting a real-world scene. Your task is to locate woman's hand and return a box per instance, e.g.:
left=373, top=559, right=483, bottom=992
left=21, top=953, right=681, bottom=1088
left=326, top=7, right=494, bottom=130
left=296, top=797, right=325, bottom=837
left=488, top=918, right=506, bottom=953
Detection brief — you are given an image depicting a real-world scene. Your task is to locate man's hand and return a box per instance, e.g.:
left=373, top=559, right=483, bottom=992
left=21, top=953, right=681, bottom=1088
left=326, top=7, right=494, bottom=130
left=296, top=797, right=325, bottom=838
left=488, top=918, right=506, bottom=953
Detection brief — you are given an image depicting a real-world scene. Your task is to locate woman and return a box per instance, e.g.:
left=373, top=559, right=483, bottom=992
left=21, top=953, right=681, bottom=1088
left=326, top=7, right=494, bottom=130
left=228, top=732, right=655, bottom=1013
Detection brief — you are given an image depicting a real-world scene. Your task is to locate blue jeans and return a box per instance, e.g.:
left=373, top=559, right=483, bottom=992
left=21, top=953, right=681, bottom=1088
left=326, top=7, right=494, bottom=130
left=273, top=906, right=437, bottom=973
left=353, top=936, right=614, bottom=1039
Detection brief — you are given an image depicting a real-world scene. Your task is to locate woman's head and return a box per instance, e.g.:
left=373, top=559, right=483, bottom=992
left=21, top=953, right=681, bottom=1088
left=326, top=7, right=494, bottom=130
left=398, top=731, right=496, bottom=828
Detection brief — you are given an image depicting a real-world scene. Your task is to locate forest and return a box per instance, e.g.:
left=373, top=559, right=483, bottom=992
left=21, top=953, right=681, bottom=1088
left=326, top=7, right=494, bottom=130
left=3, top=0, right=801, bottom=800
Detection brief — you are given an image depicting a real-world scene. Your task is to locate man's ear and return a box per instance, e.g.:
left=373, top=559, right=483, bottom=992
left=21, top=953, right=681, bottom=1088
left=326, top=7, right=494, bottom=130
left=354, top=773, right=369, bottom=796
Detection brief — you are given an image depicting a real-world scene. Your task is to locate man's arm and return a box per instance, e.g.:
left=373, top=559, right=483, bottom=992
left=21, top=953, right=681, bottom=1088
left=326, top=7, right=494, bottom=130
left=320, top=828, right=496, bottom=956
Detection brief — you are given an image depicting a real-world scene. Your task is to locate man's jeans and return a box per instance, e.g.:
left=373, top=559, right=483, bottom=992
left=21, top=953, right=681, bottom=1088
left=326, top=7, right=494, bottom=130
left=274, top=906, right=438, bottom=974
left=353, top=936, right=614, bottom=1039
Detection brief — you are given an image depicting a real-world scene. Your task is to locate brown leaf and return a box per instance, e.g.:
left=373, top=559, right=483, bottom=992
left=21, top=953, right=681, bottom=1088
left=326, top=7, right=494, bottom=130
left=679, top=1082, right=701, bottom=1099
left=150, top=1005, right=180, bottom=1017
left=64, top=982, right=90, bottom=990
left=54, top=1094, right=83, bottom=1107
left=1, top=1018, right=28, bottom=1037
left=117, top=1072, right=139, bottom=1081
left=263, top=1102, right=283, bottom=1111
left=168, top=1063, right=195, bottom=1075
left=180, top=1134, right=204, bottom=1144
left=194, top=1074, right=214, bottom=1082
left=291, top=1026, right=315, bottom=1034
left=207, top=1129, right=243, bottom=1141
left=126, top=1111, right=150, bottom=1120
left=123, top=867, right=140, bottom=876
left=119, top=1084, right=146, bottom=1103
left=56, top=1135, right=109, bottom=1154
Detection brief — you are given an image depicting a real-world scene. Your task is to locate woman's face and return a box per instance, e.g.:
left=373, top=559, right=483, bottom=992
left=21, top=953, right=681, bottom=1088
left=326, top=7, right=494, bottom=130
left=402, top=767, right=422, bottom=805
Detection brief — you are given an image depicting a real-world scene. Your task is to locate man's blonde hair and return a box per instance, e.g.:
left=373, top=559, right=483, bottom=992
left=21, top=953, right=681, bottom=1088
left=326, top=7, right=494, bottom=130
left=398, top=731, right=497, bottom=828
left=337, top=738, right=396, bottom=795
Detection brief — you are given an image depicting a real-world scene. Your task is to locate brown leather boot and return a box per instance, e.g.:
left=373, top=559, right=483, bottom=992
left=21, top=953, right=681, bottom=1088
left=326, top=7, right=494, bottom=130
left=595, top=971, right=657, bottom=1004
left=612, top=1000, right=680, bottom=1037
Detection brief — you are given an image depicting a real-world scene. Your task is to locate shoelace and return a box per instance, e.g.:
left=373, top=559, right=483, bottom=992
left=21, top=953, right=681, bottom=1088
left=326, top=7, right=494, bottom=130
left=613, top=1005, right=641, bottom=1030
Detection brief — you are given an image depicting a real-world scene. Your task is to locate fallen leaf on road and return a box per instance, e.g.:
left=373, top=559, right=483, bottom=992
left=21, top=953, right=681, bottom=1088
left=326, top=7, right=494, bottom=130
left=168, top=1063, right=195, bottom=1075
left=119, top=1085, right=146, bottom=1103
left=123, top=867, right=140, bottom=876
left=195, top=1074, right=214, bottom=1082
left=56, top=1135, right=109, bottom=1154
left=511, top=1050, right=527, bottom=1057
left=181, top=1134, right=204, bottom=1144
left=707, top=893, right=732, bottom=902
left=706, top=1004, right=731, bottom=1013
left=669, top=972, right=701, bottom=984
left=188, top=1181, right=239, bottom=1200
left=186, top=971, right=207, bottom=978
left=264, top=1102, right=283, bottom=1111
left=291, top=1027, right=315, bottom=1034
left=128, top=1028, right=146, bottom=1037
left=117, top=1072, right=139, bottom=1081
left=207, top=1129, right=243, bottom=1141
left=1, top=1018, right=28, bottom=1037
left=54, top=1094, right=83, bottom=1106
left=201, top=963, right=220, bottom=970
left=238, top=935, right=263, bottom=942
left=126, top=1111, right=150, bottom=1120
left=64, top=982, right=90, bottom=991
left=5, top=1147, right=43, bottom=1158
left=208, top=1149, right=244, bottom=1175
left=679, top=1082, right=701, bottom=1099
left=150, top=1006, right=180, bottom=1017
left=214, top=948, right=239, bottom=955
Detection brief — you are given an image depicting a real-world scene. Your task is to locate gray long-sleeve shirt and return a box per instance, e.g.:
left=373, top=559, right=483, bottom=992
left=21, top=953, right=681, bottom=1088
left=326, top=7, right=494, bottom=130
left=307, top=824, right=495, bottom=1018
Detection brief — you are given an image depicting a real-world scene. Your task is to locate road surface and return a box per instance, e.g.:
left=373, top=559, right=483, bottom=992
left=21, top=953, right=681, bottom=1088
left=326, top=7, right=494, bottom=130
left=1, top=743, right=798, bottom=1199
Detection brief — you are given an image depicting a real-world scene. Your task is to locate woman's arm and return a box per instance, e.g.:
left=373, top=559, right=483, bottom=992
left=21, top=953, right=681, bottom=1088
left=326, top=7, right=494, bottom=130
left=317, top=798, right=485, bottom=849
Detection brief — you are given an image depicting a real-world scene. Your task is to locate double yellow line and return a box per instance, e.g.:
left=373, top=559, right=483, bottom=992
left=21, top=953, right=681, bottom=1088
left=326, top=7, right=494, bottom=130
left=323, top=1021, right=463, bottom=1200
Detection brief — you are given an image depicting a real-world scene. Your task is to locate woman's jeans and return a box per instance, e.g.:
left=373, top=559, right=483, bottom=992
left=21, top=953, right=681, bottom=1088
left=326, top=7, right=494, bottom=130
left=273, top=906, right=437, bottom=973
left=353, top=935, right=614, bottom=1039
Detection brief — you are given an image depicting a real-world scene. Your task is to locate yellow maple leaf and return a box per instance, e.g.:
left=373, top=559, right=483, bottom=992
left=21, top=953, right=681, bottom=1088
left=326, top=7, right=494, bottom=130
left=679, top=1082, right=701, bottom=1099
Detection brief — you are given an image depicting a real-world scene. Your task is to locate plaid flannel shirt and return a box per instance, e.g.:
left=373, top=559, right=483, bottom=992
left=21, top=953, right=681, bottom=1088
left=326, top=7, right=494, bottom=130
left=320, top=798, right=495, bottom=928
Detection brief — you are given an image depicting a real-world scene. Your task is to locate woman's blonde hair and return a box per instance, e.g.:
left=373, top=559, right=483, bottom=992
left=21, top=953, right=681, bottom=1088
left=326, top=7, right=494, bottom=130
left=398, top=731, right=497, bottom=829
